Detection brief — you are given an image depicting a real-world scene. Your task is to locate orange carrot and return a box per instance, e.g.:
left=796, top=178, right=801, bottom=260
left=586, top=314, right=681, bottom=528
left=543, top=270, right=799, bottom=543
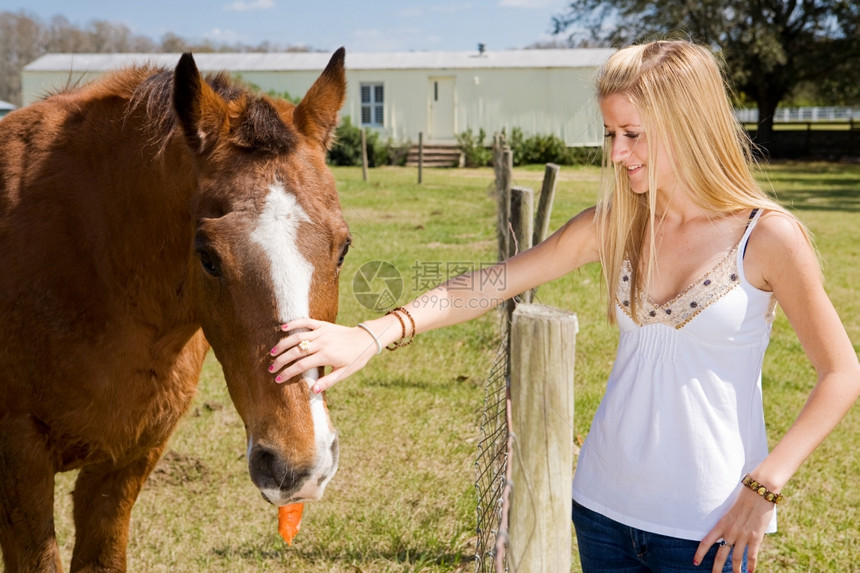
left=277, top=503, right=304, bottom=545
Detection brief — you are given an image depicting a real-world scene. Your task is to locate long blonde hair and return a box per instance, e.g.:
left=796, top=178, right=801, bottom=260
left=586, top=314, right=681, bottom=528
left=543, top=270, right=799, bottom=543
left=595, top=40, right=809, bottom=322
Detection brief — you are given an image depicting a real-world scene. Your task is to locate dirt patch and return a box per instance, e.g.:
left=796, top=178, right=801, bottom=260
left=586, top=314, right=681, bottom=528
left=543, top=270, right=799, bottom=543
left=148, top=450, right=209, bottom=488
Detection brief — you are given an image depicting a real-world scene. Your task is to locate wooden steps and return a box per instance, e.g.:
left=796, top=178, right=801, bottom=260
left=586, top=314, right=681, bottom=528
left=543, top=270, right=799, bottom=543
left=405, top=144, right=463, bottom=168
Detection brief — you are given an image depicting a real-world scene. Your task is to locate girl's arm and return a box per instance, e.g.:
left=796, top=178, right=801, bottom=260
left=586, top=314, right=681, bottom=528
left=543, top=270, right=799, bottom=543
left=696, top=211, right=860, bottom=573
left=269, top=207, right=600, bottom=392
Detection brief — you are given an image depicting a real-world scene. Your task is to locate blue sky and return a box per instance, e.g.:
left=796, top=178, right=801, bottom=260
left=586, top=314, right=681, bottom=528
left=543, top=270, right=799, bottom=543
left=1, top=0, right=572, bottom=53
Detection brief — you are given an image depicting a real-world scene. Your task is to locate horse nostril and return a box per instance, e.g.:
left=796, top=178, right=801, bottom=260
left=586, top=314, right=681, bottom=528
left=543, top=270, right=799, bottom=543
left=248, top=445, right=310, bottom=494
left=250, top=446, right=276, bottom=479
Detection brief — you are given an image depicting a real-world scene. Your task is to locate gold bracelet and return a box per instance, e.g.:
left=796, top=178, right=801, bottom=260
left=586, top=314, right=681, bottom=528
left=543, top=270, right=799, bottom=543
left=741, top=474, right=784, bottom=504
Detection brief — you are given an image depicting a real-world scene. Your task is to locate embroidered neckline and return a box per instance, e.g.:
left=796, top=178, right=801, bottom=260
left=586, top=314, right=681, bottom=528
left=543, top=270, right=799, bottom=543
left=616, top=247, right=742, bottom=329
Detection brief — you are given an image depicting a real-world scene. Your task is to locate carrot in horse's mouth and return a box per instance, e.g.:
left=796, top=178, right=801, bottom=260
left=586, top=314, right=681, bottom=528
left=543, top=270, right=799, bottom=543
left=278, top=503, right=304, bottom=545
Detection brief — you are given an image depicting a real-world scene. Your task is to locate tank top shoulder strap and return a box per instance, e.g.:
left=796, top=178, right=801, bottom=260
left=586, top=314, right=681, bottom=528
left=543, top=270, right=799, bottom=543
left=741, top=208, right=763, bottom=259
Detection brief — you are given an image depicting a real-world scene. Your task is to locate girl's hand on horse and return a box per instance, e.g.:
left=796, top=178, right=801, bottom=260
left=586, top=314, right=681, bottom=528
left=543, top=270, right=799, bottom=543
left=269, top=318, right=377, bottom=393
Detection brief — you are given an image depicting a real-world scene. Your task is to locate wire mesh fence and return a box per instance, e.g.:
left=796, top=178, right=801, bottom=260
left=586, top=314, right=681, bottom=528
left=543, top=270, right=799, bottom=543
left=474, top=338, right=512, bottom=573
left=474, top=143, right=566, bottom=573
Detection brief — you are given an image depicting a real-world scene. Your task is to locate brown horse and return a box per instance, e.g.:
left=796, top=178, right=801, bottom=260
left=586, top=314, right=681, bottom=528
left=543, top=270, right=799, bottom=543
left=0, top=49, right=351, bottom=571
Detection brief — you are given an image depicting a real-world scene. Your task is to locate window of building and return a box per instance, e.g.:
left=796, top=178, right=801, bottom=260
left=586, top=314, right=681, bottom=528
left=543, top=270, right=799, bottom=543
left=360, top=83, right=384, bottom=127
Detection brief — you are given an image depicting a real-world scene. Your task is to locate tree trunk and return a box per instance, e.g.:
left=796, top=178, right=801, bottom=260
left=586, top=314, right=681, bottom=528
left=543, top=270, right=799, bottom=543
left=753, top=94, right=780, bottom=157
left=755, top=100, right=776, bottom=154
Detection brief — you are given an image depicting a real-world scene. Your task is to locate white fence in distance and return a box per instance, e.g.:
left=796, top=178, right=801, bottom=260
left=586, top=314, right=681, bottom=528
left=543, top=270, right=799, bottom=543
left=736, top=106, right=860, bottom=123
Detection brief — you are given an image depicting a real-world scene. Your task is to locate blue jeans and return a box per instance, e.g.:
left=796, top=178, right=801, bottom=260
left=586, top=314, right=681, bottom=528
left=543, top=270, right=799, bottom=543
left=572, top=500, right=747, bottom=572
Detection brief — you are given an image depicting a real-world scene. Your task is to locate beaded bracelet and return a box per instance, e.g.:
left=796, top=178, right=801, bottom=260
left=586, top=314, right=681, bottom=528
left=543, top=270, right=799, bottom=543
left=385, top=306, right=416, bottom=350
left=741, top=474, right=784, bottom=504
left=385, top=309, right=406, bottom=351
left=396, top=306, right=416, bottom=342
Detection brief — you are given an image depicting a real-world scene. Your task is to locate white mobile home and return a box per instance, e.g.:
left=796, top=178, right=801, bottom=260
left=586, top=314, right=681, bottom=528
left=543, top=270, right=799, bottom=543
left=0, top=100, right=15, bottom=120
left=22, top=48, right=614, bottom=146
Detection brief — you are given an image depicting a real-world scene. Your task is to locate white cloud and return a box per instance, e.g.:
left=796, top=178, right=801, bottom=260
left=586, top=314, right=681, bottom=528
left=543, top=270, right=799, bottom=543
left=224, top=0, right=275, bottom=12
left=398, top=7, right=423, bottom=17
left=206, top=28, right=244, bottom=42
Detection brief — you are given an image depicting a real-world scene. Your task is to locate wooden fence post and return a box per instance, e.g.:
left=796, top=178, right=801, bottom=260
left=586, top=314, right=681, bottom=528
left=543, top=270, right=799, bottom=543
left=509, top=303, right=578, bottom=573
left=418, top=131, right=424, bottom=184
left=534, top=163, right=559, bottom=246
left=360, top=128, right=368, bottom=182
left=503, top=186, right=534, bottom=338
left=496, top=148, right=513, bottom=263
left=509, top=186, right=534, bottom=302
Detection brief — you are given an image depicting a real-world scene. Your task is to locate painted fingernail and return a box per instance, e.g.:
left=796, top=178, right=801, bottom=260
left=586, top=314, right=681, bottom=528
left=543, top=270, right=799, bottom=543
left=270, top=347, right=278, bottom=355
left=692, top=561, right=699, bottom=567
left=275, top=376, right=282, bottom=383
left=268, top=364, right=275, bottom=372
left=280, top=323, right=289, bottom=331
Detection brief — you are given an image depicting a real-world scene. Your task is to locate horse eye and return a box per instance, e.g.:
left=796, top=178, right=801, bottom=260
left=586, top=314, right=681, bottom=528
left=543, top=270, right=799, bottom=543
left=194, top=232, right=222, bottom=278
left=196, top=248, right=222, bottom=277
left=337, top=238, right=351, bottom=267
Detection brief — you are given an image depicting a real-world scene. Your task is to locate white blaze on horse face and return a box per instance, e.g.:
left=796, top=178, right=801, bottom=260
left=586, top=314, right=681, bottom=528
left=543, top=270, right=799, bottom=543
left=294, top=366, right=339, bottom=501
left=250, top=182, right=313, bottom=323
left=249, top=181, right=338, bottom=502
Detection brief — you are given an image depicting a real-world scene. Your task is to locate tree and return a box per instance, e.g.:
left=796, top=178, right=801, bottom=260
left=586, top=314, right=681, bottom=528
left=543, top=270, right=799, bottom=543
left=0, top=9, right=319, bottom=107
left=0, top=10, right=158, bottom=106
left=0, top=11, right=44, bottom=106
left=159, top=32, right=190, bottom=53
left=552, top=0, right=860, bottom=149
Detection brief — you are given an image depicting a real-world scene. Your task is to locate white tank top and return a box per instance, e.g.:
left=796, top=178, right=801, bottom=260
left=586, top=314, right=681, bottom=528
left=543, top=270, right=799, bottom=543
left=572, top=209, right=778, bottom=540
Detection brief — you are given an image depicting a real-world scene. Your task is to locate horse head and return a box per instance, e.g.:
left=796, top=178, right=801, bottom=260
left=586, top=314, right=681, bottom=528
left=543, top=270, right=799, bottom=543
left=172, top=49, right=350, bottom=505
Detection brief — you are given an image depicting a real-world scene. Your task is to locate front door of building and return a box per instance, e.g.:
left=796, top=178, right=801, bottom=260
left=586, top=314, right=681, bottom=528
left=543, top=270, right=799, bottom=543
left=428, top=77, right=455, bottom=141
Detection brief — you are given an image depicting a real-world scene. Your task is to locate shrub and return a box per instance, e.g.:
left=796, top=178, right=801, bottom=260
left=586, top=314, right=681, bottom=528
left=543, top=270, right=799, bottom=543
left=265, top=89, right=302, bottom=105
left=456, top=128, right=492, bottom=167
left=566, top=145, right=602, bottom=166
left=328, top=116, right=382, bottom=167
left=381, top=138, right=410, bottom=166
left=502, top=127, right=600, bottom=167
left=507, top=127, right=527, bottom=166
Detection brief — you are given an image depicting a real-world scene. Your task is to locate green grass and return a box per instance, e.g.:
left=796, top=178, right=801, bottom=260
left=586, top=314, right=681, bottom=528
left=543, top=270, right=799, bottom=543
left=50, top=163, right=859, bottom=572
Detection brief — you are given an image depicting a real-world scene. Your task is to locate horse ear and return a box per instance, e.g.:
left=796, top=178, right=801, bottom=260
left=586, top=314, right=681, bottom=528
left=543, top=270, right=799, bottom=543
left=293, top=48, right=346, bottom=149
left=173, top=52, right=224, bottom=152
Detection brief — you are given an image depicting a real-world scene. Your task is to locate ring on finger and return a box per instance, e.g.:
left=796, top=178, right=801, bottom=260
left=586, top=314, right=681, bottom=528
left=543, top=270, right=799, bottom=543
left=718, top=539, right=734, bottom=548
left=298, top=339, right=311, bottom=353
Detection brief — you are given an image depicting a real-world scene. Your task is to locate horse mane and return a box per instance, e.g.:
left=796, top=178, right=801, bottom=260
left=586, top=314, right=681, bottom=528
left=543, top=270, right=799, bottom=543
left=117, top=63, right=297, bottom=158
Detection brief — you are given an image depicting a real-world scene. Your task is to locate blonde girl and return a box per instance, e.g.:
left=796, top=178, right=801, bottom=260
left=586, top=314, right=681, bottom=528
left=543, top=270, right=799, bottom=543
left=269, top=40, right=860, bottom=573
